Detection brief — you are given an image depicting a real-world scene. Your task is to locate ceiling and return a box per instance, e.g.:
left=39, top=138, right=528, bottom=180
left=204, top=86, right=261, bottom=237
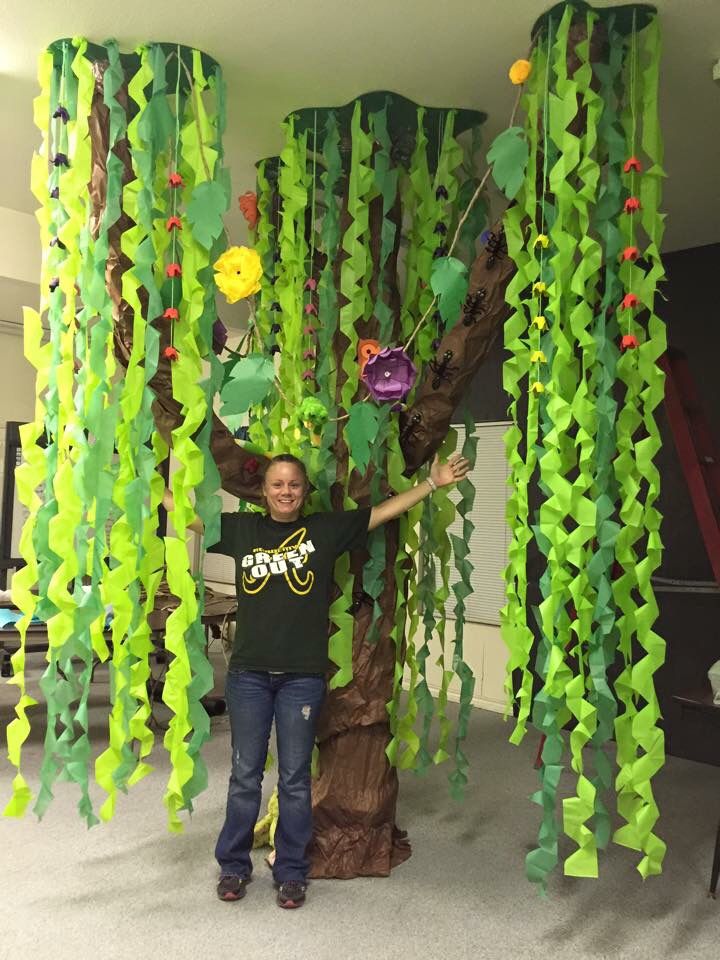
left=1, top=0, right=719, bottom=254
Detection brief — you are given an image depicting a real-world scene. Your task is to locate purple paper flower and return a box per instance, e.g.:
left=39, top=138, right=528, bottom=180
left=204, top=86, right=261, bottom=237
left=435, top=185, right=449, bottom=200
left=434, top=222, right=448, bottom=235
left=270, top=322, right=281, bottom=334
left=52, top=153, right=69, bottom=167
left=50, top=186, right=60, bottom=199
left=50, top=237, right=66, bottom=250
left=433, top=245, right=448, bottom=259
left=270, top=345, right=281, bottom=356
left=212, top=319, right=228, bottom=355
left=363, top=347, right=417, bottom=403
left=480, top=229, right=492, bottom=245
left=271, top=301, right=281, bottom=311
left=52, top=106, right=70, bottom=122
left=49, top=277, right=60, bottom=292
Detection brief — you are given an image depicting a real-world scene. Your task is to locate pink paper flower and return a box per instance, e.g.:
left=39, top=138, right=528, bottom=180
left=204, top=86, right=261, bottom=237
left=304, top=278, right=317, bottom=291
left=166, top=262, right=182, bottom=278
left=302, top=348, right=316, bottom=360
left=621, top=293, right=639, bottom=310
left=303, top=324, right=317, bottom=337
left=163, top=307, right=179, bottom=321
left=621, top=334, right=639, bottom=350
left=302, top=369, right=316, bottom=381
left=304, top=303, right=318, bottom=315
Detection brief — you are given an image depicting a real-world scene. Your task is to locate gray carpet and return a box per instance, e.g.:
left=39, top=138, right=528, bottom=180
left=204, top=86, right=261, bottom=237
left=1, top=654, right=718, bottom=960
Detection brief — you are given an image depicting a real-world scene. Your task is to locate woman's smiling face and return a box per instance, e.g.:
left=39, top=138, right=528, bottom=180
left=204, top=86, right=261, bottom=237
left=262, top=461, right=307, bottom=522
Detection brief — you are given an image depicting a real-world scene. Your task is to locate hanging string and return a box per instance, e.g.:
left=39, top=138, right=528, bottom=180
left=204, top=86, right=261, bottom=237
left=169, top=45, right=182, bottom=347
left=628, top=9, right=638, bottom=339
left=308, top=109, right=318, bottom=279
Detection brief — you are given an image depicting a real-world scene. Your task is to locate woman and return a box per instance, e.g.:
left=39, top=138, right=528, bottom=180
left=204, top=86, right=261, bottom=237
left=165, top=449, right=470, bottom=909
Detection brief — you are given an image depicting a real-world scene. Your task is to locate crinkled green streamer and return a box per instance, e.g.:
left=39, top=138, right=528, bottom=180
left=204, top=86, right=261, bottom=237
left=5, top=40, right=227, bottom=832
left=611, top=14, right=667, bottom=879
left=502, top=5, right=668, bottom=889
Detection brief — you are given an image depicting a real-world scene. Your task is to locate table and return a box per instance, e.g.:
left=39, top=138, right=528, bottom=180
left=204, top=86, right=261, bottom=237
left=673, top=686, right=720, bottom=898
left=0, top=591, right=237, bottom=721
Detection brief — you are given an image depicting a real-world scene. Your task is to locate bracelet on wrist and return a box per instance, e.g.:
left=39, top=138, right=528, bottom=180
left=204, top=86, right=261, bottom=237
left=426, top=476, right=437, bottom=493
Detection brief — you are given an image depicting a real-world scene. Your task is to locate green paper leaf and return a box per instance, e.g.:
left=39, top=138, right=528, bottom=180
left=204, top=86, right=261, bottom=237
left=219, top=354, right=275, bottom=416
left=186, top=181, right=227, bottom=250
left=487, top=126, right=529, bottom=200
left=430, top=256, right=468, bottom=328
left=346, top=402, right=380, bottom=475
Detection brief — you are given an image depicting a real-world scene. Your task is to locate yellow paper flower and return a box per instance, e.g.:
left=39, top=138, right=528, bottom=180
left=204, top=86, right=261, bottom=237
left=534, top=234, right=550, bottom=249
left=531, top=381, right=545, bottom=394
left=532, top=281, right=547, bottom=296
left=213, top=246, right=263, bottom=303
left=509, top=59, right=532, bottom=85
left=531, top=315, right=547, bottom=330
left=530, top=350, right=546, bottom=364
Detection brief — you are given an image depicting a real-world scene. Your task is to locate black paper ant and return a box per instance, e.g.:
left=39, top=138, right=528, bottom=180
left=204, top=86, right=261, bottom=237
left=428, top=350, right=458, bottom=389
left=485, top=229, right=507, bottom=268
left=400, top=411, right=422, bottom=445
left=462, top=287, right=488, bottom=326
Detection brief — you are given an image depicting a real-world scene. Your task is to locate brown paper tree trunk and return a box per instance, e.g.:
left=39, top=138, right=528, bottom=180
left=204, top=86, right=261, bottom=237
left=90, top=74, right=515, bottom=878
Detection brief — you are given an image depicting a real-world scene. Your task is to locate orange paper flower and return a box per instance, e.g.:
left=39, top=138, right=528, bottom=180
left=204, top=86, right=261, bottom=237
left=238, top=191, right=259, bottom=230
left=358, top=338, right=382, bottom=374
left=622, top=246, right=639, bottom=262
left=509, top=59, right=532, bottom=85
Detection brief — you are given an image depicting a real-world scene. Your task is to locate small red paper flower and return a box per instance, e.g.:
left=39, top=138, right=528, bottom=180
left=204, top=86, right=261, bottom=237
left=301, top=369, right=316, bottom=381
left=304, top=303, right=318, bottom=316
left=624, top=197, right=641, bottom=214
left=302, top=348, right=316, bottom=361
left=238, top=191, right=259, bottom=230
left=621, top=334, right=639, bottom=351
left=163, top=346, right=179, bottom=361
left=163, top=307, right=179, bottom=321
left=303, top=324, right=317, bottom=337
left=621, top=293, right=639, bottom=310
left=304, top=278, right=317, bottom=291
left=166, top=216, right=182, bottom=231
left=166, top=262, right=182, bottom=278
left=621, top=246, right=639, bottom=262
left=245, top=456, right=259, bottom=475
left=169, top=172, right=184, bottom=188
left=623, top=156, right=642, bottom=174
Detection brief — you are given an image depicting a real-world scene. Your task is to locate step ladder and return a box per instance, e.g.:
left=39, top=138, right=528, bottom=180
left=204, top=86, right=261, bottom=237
left=659, top=347, right=720, bottom=588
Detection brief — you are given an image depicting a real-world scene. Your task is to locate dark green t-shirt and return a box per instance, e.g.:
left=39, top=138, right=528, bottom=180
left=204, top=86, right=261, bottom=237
left=207, top=508, right=371, bottom=673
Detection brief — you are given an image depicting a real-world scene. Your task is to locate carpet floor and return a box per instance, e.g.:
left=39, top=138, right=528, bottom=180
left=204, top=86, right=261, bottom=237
left=1, top=655, right=718, bottom=960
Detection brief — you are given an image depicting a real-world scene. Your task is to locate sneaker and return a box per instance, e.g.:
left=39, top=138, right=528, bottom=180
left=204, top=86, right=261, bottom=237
left=276, top=880, right=307, bottom=909
left=217, top=874, right=248, bottom=902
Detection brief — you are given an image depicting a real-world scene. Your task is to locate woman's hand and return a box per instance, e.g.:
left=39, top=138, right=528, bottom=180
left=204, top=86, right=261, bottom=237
left=429, top=452, right=471, bottom=488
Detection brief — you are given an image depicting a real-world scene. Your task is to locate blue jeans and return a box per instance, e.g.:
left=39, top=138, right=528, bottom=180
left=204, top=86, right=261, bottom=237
left=215, top=670, right=326, bottom=883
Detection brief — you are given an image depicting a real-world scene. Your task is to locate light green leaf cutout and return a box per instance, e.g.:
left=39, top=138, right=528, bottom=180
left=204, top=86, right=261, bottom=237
left=346, top=402, right=380, bottom=475
left=219, top=354, right=275, bottom=416
left=487, top=126, right=529, bottom=200
left=430, top=256, right=468, bottom=327
left=186, top=181, right=227, bottom=250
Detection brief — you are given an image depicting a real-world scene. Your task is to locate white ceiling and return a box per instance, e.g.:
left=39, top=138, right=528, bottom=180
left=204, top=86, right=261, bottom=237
left=1, top=0, right=719, bottom=253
